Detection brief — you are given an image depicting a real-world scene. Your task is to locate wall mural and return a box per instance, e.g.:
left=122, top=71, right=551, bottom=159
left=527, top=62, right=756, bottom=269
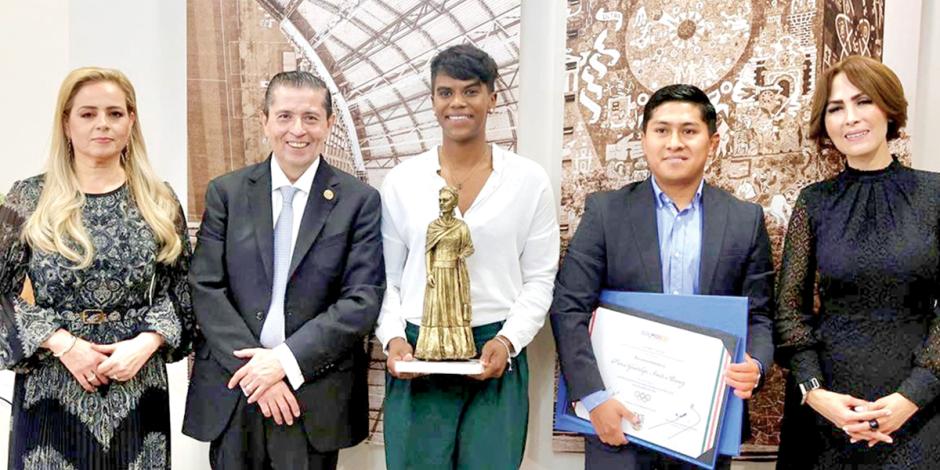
left=557, top=0, right=904, bottom=452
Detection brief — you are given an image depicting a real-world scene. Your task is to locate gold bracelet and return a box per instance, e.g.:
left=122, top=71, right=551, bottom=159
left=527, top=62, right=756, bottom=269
left=53, top=335, right=78, bottom=358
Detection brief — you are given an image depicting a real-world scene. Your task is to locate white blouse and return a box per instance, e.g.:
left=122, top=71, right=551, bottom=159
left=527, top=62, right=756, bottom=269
left=375, top=145, right=560, bottom=354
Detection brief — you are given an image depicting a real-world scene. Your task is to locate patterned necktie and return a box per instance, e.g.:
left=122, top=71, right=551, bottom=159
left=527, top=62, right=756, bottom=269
left=260, top=185, right=298, bottom=348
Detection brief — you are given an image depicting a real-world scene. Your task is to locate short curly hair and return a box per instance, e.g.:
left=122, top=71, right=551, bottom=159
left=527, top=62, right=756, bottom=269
left=430, top=44, right=499, bottom=92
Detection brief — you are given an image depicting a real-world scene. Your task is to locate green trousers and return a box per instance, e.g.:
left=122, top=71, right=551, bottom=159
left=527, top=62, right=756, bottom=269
left=384, top=321, right=529, bottom=470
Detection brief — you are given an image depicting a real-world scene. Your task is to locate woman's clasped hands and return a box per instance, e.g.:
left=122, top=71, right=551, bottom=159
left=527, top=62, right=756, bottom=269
left=807, top=388, right=918, bottom=447
left=45, top=329, right=163, bottom=392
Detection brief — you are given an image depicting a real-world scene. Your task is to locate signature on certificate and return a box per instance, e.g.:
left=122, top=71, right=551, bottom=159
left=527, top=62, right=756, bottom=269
left=645, top=403, right=702, bottom=438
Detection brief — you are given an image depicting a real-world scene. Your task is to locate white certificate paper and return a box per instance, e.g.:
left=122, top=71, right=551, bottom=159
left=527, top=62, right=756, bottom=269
left=574, top=306, right=733, bottom=461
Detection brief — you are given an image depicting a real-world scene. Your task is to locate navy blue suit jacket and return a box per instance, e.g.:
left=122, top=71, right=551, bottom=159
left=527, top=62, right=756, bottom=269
left=551, top=178, right=774, bottom=437
left=182, top=158, right=385, bottom=451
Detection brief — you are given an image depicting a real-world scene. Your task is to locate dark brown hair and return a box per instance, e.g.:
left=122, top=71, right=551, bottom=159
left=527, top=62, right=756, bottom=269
left=263, top=70, right=332, bottom=117
left=808, top=55, right=907, bottom=149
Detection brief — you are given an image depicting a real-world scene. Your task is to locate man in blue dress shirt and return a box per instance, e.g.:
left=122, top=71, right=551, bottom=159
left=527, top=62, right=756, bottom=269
left=551, top=84, right=775, bottom=469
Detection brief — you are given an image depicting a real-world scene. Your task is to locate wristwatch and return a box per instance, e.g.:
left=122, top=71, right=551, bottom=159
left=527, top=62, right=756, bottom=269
left=798, top=377, right=821, bottom=405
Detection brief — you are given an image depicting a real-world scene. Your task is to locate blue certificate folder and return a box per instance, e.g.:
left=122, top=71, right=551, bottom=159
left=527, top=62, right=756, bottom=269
left=554, top=291, right=749, bottom=466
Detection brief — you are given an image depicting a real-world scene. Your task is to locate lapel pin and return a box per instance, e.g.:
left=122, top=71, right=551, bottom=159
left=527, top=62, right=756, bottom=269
left=323, top=189, right=335, bottom=201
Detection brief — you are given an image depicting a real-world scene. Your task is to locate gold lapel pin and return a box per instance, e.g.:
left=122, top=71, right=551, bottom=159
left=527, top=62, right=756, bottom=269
left=323, top=189, right=335, bottom=201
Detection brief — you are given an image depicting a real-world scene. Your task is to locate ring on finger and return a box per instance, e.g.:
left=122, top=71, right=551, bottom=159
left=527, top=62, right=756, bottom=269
left=868, top=419, right=879, bottom=430
left=85, top=373, right=96, bottom=381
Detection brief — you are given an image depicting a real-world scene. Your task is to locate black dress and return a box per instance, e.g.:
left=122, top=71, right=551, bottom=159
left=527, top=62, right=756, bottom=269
left=0, top=177, right=194, bottom=469
left=775, top=159, right=940, bottom=469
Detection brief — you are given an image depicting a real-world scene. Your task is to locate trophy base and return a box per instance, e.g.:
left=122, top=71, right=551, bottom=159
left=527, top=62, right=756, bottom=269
left=394, top=359, right=483, bottom=375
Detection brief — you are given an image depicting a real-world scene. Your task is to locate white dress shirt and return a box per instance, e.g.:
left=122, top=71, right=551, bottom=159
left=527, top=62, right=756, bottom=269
left=268, top=156, right=320, bottom=390
left=375, top=145, right=560, bottom=354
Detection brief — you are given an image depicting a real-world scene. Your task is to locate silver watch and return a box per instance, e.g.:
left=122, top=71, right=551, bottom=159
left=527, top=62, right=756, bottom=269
left=798, top=377, right=821, bottom=405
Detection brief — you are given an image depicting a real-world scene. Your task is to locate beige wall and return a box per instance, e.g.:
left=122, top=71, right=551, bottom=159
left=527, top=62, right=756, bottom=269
left=0, top=1, right=937, bottom=469
left=912, top=0, right=940, bottom=172
left=0, top=1, right=70, bottom=193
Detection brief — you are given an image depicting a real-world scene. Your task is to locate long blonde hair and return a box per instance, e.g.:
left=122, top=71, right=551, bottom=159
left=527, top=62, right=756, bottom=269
left=22, top=67, right=182, bottom=269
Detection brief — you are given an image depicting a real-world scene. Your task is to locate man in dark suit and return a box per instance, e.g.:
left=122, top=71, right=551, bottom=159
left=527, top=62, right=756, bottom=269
left=551, top=84, right=774, bottom=469
left=183, top=71, right=384, bottom=470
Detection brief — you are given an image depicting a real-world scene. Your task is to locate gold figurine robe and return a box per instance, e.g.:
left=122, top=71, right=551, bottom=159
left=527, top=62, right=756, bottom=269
left=415, top=216, right=476, bottom=360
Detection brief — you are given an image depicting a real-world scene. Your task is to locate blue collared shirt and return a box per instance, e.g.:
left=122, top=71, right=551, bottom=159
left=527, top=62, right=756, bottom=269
left=581, top=177, right=704, bottom=412
left=652, top=176, right=703, bottom=296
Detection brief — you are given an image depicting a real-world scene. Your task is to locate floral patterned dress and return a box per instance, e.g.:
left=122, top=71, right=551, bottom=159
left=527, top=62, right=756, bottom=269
left=0, top=176, right=194, bottom=469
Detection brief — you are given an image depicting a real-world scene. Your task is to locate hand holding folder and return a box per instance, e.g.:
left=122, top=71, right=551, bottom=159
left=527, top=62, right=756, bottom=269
left=554, top=291, right=749, bottom=470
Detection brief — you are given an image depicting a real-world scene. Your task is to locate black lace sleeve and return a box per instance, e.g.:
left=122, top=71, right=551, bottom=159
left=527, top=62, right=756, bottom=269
left=895, top=218, right=940, bottom=406
left=135, top=190, right=194, bottom=363
left=896, top=308, right=940, bottom=407
left=774, top=191, right=825, bottom=385
left=0, top=180, right=62, bottom=372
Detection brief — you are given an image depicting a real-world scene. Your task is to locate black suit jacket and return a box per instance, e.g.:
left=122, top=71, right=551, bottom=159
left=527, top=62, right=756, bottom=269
left=182, top=158, right=385, bottom=451
left=551, top=178, right=774, bottom=437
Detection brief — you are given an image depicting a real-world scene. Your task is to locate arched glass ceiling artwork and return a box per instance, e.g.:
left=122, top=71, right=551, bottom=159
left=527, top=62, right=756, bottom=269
left=257, top=0, right=521, bottom=174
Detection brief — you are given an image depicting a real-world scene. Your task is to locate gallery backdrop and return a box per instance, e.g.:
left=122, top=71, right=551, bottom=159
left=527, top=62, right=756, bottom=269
left=0, top=1, right=938, bottom=469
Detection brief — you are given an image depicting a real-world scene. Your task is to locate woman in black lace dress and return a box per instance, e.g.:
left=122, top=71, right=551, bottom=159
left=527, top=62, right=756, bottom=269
left=775, top=56, right=940, bottom=469
left=0, top=67, right=193, bottom=469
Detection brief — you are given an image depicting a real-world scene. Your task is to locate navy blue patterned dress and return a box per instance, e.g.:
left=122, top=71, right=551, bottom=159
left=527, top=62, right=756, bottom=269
left=0, top=176, right=193, bottom=469
left=776, top=159, right=940, bottom=469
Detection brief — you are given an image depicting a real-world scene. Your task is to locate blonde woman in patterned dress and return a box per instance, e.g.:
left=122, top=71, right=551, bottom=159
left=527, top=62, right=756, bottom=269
left=0, top=67, right=193, bottom=469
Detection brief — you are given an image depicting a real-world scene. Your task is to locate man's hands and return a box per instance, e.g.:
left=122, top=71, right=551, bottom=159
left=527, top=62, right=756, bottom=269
left=93, top=333, right=163, bottom=382
left=725, top=353, right=761, bottom=399
left=256, top=381, right=301, bottom=426
left=228, top=348, right=286, bottom=402
left=225, top=348, right=301, bottom=426
left=589, top=398, right=641, bottom=446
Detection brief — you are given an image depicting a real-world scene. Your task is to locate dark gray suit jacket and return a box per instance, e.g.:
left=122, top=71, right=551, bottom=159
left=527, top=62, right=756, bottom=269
left=551, top=178, right=774, bottom=437
left=182, top=157, right=385, bottom=451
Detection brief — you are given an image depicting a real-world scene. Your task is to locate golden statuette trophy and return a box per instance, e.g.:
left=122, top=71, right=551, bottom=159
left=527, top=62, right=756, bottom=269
left=397, top=186, right=483, bottom=375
